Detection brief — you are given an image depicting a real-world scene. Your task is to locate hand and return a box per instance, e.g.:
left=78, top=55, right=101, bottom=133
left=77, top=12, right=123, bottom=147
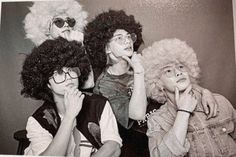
left=122, top=52, right=144, bottom=74
left=202, top=89, right=218, bottom=119
left=64, top=86, right=85, bottom=120
left=61, top=30, right=84, bottom=43
left=175, top=85, right=198, bottom=113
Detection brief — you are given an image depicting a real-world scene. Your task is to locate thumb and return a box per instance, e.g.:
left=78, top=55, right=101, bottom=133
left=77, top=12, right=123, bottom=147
left=175, top=87, right=180, bottom=104
left=121, top=56, right=133, bottom=68
left=183, top=85, right=192, bottom=95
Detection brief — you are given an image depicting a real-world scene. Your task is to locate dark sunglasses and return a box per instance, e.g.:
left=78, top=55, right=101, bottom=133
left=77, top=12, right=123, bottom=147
left=52, top=17, right=76, bottom=28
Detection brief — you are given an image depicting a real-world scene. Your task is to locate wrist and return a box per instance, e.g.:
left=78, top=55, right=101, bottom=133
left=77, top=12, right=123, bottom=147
left=177, top=109, right=194, bottom=116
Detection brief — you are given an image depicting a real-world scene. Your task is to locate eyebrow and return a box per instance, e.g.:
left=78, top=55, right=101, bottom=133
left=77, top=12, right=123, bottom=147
left=113, top=33, right=129, bottom=37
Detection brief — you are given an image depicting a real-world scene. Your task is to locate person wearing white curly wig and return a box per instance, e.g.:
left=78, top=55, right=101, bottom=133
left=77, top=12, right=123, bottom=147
left=24, top=0, right=94, bottom=89
left=142, top=38, right=236, bottom=157
left=24, top=0, right=87, bottom=46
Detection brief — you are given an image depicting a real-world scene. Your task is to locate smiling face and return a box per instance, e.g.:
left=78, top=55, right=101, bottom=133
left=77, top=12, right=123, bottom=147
left=106, top=29, right=136, bottom=61
left=47, top=67, right=79, bottom=96
left=159, top=63, right=191, bottom=93
left=49, top=14, right=76, bottom=39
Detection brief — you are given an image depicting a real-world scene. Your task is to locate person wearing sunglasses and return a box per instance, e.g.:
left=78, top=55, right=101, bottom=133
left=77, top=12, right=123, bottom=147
left=23, top=0, right=94, bottom=89
left=143, top=38, right=236, bottom=157
left=21, top=37, right=122, bottom=156
left=84, top=10, right=219, bottom=157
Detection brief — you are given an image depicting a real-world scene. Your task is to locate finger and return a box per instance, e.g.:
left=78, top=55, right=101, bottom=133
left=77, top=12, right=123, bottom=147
left=175, top=87, right=180, bottom=104
left=202, top=96, right=209, bottom=115
left=121, top=56, right=133, bottom=68
left=206, top=104, right=214, bottom=120
left=184, top=85, right=192, bottom=95
left=213, top=102, right=218, bottom=117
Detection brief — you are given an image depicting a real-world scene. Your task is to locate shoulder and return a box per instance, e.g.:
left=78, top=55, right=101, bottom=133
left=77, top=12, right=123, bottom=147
left=213, top=93, right=235, bottom=112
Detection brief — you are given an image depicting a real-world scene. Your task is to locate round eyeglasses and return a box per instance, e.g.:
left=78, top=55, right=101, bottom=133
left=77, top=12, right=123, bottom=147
left=49, top=67, right=81, bottom=84
left=110, top=33, right=137, bottom=44
left=161, top=64, right=188, bottom=78
left=52, top=17, right=76, bottom=28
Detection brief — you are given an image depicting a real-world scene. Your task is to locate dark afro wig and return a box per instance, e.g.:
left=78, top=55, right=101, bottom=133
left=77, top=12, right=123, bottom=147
left=84, top=10, right=143, bottom=80
left=21, top=37, right=91, bottom=102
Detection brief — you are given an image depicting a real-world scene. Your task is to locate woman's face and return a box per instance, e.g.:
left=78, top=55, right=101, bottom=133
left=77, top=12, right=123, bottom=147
left=49, top=14, right=76, bottom=39
left=106, top=29, right=136, bottom=60
left=159, top=63, right=191, bottom=93
left=48, top=67, right=79, bottom=96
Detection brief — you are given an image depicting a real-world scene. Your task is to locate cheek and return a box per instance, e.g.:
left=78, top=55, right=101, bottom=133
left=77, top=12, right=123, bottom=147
left=50, top=25, right=61, bottom=38
left=161, top=78, right=176, bottom=92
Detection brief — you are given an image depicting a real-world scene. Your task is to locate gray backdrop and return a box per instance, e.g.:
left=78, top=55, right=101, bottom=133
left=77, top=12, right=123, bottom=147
left=0, top=0, right=235, bottom=154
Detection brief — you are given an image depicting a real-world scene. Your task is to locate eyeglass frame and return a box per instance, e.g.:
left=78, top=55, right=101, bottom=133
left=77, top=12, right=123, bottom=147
left=52, top=17, right=76, bottom=28
left=110, top=33, right=137, bottom=44
left=49, top=67, right=81, bottom=84
left=160, top=63, right=188, bottom=78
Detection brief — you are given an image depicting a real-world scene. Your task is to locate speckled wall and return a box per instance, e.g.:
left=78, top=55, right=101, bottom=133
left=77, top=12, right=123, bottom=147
left=0, top=0, right=235, bottom=154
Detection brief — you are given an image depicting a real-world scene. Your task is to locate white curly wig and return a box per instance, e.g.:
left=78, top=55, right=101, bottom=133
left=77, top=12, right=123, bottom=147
left=142, top=38, right=201, bottom=103
left=24, top=0, right=88, bottom=46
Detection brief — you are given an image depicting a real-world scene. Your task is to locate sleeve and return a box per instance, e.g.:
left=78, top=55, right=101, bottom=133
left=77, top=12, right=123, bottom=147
left=147, top=113, right=190, bottom=157
left=99, top=101, right=123, bottom=147
left=24, top=116, right=53, bottom=155
left=94, top=80, right=132, bottom=129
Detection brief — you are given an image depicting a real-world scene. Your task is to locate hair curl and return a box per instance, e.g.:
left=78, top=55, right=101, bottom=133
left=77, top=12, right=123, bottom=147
left=24, top=0, right=87, bottom=46
left=142, top=38, right=201, bottom=103
left=84, top=10, right=143, bottom=80
left=21, top=37, right=91, bottom=102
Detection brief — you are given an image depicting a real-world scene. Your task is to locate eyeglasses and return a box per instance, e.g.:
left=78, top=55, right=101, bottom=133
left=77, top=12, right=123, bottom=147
left=49, top=67, right=81, bottom=84
left=110, top=33, right=137, bottom=44
left=161, top=64, right=188, bottom=78
left=52, top=17, right=76, bottom=28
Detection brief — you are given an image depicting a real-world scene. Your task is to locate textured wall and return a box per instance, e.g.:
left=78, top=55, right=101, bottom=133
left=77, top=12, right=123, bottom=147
left=0, top=0, right=235, bottom=154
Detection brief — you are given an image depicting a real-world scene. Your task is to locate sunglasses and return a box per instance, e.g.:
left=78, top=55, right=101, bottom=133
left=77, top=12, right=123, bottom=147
left=52, top=17, right=76, bottom=28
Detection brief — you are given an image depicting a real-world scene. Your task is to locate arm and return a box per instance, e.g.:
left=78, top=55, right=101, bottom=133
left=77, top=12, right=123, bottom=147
left=123, top=53, right=147, bottom=120
left=93, top=101, right=122, bottom=157
left=41, top=87, right=85, bottom=156
left=147, top=112, right=190, bottom=157
left=193, top=84, right=218, bottom=119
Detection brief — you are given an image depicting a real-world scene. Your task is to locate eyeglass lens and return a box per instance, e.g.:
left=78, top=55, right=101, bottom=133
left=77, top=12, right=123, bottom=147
left=53, top=17, right=76, bottom=28
left=52, top=68, right=80, bottom=84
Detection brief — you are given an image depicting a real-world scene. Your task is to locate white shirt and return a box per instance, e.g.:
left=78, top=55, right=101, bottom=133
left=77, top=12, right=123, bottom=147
left=24, top=101, right=122, bottom=156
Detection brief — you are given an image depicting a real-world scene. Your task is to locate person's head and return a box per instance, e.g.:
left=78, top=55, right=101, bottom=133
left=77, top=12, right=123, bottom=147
left=84, top=10, right=143, bottom=80
left=142, top=38, right=200, bottom=103
left=21, top=37, right=91, bottom=102
left=24, top=0, right=87, bottom=46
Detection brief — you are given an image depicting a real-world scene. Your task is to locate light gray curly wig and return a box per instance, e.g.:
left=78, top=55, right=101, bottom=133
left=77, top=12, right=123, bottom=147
left=24, top=0, right=88, bottom=46
left=142, top=38, right=201, bottom=103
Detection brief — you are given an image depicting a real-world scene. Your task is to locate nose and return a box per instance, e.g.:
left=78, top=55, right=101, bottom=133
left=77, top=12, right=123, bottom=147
left=65, top=73, right=72, bottom=81
left=175, top=69, right=182, bottom=77
left=63, top=21, right=69, bottom=27
left=124, top=37, right=131, bottom=44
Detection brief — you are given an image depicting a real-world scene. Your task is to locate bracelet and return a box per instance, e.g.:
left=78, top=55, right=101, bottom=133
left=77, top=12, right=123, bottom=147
left=177, top=109, right=193, bottom=116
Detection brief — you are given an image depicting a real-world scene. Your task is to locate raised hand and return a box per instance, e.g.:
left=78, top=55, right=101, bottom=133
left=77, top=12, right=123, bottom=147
left=61, top=30, right=84, bottom=43
left=175, top=85, right=197, bottom=113
left=122, top=52, right=144, bottom=74
left=64, top=86, right=85, bottom=120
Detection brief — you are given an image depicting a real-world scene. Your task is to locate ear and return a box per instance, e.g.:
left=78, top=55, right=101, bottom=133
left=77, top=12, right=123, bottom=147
left=47, top=83, right=52, bottom=90
left=105, top=44, right=111, bottom=54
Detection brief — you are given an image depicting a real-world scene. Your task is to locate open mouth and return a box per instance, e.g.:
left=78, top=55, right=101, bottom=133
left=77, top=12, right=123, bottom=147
left=124, top=46, right=132, bottom=51
left=62, top=29, right=70, bottom=33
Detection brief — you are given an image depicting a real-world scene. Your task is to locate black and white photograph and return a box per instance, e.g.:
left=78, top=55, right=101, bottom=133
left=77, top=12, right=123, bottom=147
left=0, top=0, right=235, bottom=156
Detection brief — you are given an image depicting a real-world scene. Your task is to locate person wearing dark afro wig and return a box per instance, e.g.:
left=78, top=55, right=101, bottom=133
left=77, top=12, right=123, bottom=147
left=21, top=37, right=122, bottom=156
left=84, top=10, right=162, bottom=157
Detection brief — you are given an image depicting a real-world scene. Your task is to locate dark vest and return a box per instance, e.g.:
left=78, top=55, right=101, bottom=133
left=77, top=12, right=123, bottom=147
left=31, top=93, right=107, bottom=149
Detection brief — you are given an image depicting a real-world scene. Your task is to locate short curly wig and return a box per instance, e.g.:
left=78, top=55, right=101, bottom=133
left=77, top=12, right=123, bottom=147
left=21, top=37, right=91, bottom=102
left=84, top=10, right=143, bottom=80
left=142, top=38, right=201, bottom=103
left=24, top=0, right=87, bottom=46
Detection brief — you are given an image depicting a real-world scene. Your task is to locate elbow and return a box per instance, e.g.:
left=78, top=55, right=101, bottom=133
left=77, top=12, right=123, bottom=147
left=130, top=111, right=146, bottom=120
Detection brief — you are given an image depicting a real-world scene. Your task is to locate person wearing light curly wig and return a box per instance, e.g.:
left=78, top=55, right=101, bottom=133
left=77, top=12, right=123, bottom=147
left=24, top=0, right=87, bottom=46
left=24, top=0, right=94, bottom=89
left=21, top=37, right=122, bottom=156
left=142, top=38, right=236, bottom=157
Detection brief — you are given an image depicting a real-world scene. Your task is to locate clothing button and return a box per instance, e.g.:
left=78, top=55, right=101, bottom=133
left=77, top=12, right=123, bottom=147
left=222, top=127, right=227, bottom=132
